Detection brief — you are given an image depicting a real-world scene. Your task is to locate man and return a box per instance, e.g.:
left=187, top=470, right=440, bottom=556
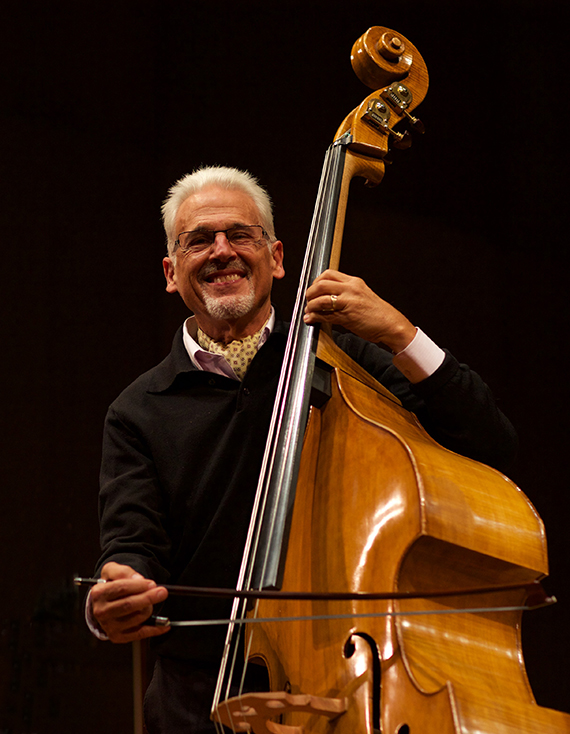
left=89, top=166, right=517, bottom=733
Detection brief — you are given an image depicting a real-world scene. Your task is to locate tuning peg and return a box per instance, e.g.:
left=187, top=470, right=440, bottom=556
left=389, top=129, right=412, bottom=149
left=402, top=109, right=425, bottom=134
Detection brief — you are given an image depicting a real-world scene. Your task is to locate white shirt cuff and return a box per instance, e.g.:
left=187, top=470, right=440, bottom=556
left=392, top=327, right=445, bottom=383
left=85, top=588, right=109, bottom=641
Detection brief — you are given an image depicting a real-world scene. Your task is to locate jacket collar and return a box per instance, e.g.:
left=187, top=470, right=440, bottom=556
left=147, top=317, right=289, bottom=394
left=146, top=325, right=197, bottom=393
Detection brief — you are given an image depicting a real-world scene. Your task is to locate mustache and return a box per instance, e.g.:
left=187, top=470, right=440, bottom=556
left=199, top=257, right=252, bottom=281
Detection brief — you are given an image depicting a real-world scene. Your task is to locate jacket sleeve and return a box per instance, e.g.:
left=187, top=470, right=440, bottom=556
left=96, top=405, right=172, bottom=582
left=334, top=333, right=518, bottom=474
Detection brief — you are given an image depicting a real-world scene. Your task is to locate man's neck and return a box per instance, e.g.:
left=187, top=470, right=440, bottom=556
left=195, top=305, right=272, bottom=345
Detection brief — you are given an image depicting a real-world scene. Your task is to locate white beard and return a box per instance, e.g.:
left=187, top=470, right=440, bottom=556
left=198, top=257, right=256, bottom=320
left=201, top=283, right=256, bottom=320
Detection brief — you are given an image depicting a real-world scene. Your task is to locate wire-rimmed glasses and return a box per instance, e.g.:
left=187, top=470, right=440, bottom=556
left=175, top=225, right=268, bottom=255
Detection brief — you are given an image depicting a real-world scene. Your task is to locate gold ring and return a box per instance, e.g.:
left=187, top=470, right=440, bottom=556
left=330, top=294, right=338, bottom=312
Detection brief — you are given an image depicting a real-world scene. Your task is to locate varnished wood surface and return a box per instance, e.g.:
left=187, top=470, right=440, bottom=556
left=241, top=333, right=570, bottom=733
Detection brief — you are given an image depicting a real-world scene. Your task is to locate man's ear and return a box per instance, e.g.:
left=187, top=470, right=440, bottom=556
left=271, top=241, right=285, bottom=281
left=163, top=257, right=178, bottom=294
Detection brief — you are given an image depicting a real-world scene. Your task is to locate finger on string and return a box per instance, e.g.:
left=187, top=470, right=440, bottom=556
left=307, top=270, right=347, bottom=296
left=315, top=269, right=347, bottom=283
left=317, top=297, right=339, bottom=314
left=304, top=296, right=342, bottom=318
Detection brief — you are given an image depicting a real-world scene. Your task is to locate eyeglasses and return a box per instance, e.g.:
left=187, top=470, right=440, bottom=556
left=174, top=225, right=268, bottom=255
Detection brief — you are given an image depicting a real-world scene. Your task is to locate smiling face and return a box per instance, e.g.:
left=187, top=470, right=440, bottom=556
left=163, top=186, right=285, bottom=341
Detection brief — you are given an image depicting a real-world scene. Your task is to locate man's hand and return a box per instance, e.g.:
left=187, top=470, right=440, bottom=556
left=304, top=270, right=416, bottom=353
left=90, top=562, right=170, bottom=643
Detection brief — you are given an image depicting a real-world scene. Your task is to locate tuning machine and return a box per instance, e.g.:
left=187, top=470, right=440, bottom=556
left=361, top=98, right=391, bottom=132
left=361, top=97, right=412, bottom=153
left=381, top=82, right=425, bottom=134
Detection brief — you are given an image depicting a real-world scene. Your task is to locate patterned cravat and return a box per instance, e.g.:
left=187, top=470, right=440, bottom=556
left=197, top=325, right=265, bottom=380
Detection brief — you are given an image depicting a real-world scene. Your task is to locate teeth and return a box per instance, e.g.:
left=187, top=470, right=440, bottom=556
left=211, top=274, right=242, bottom=283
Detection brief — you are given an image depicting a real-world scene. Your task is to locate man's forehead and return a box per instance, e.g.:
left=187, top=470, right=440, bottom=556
left=176, top=187, right=259, bottom=229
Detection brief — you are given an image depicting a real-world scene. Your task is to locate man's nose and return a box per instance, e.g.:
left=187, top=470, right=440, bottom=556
left=209, top=232, right=235, bottom=258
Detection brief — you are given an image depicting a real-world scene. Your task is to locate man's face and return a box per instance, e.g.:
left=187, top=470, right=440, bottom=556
left=163, top=186, right=285, bottom=337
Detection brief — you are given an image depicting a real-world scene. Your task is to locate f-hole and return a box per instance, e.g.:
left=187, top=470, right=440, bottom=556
left=344, top=632, right=382, bottom=732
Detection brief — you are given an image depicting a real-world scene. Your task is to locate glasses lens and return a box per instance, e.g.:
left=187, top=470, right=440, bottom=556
left=177, top=226, right=265, bottom=253
left=227, top=226, right=263, bottom=246
left=179, top=231, right=214, bottom=252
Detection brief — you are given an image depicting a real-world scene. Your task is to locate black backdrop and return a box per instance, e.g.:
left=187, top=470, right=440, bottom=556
left=1, top=1, right=568, bottom=731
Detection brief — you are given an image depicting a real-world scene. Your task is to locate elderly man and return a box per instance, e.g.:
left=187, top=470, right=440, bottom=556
left=89, top=166, right=516, bottom=733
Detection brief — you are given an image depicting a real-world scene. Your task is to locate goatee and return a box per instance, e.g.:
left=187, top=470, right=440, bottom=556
left=202, top=289, right=256, bottom=320
left=199, top=257, right=255, bottom=320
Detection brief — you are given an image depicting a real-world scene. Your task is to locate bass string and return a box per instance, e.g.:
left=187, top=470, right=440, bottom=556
left=214, top=136, right=353, bottom=721
left=233, top=141, right=351, bottom=713
left=212, top=143, right=340, bottom=724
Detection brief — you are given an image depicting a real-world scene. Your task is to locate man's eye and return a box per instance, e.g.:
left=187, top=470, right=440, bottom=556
left=189, top=235, right=211, bottom=247
left=231, top=230, right=250, bottom=242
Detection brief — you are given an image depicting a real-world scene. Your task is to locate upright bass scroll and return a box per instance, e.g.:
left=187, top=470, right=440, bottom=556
left=325, top=25, right=429, bottom=273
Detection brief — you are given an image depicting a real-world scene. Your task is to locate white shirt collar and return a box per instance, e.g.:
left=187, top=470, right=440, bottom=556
left=182, top=308, right=275, bottom=380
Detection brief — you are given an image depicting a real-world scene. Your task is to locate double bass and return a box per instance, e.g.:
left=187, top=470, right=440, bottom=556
left=203, top=26, right=570, bottom=734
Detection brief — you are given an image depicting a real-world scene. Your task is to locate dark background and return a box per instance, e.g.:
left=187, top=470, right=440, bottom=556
left=1, top=1, right=568, bottom=731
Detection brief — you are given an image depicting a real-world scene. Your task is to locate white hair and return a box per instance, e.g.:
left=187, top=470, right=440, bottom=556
left=161, top=166, right=277, bottom=259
